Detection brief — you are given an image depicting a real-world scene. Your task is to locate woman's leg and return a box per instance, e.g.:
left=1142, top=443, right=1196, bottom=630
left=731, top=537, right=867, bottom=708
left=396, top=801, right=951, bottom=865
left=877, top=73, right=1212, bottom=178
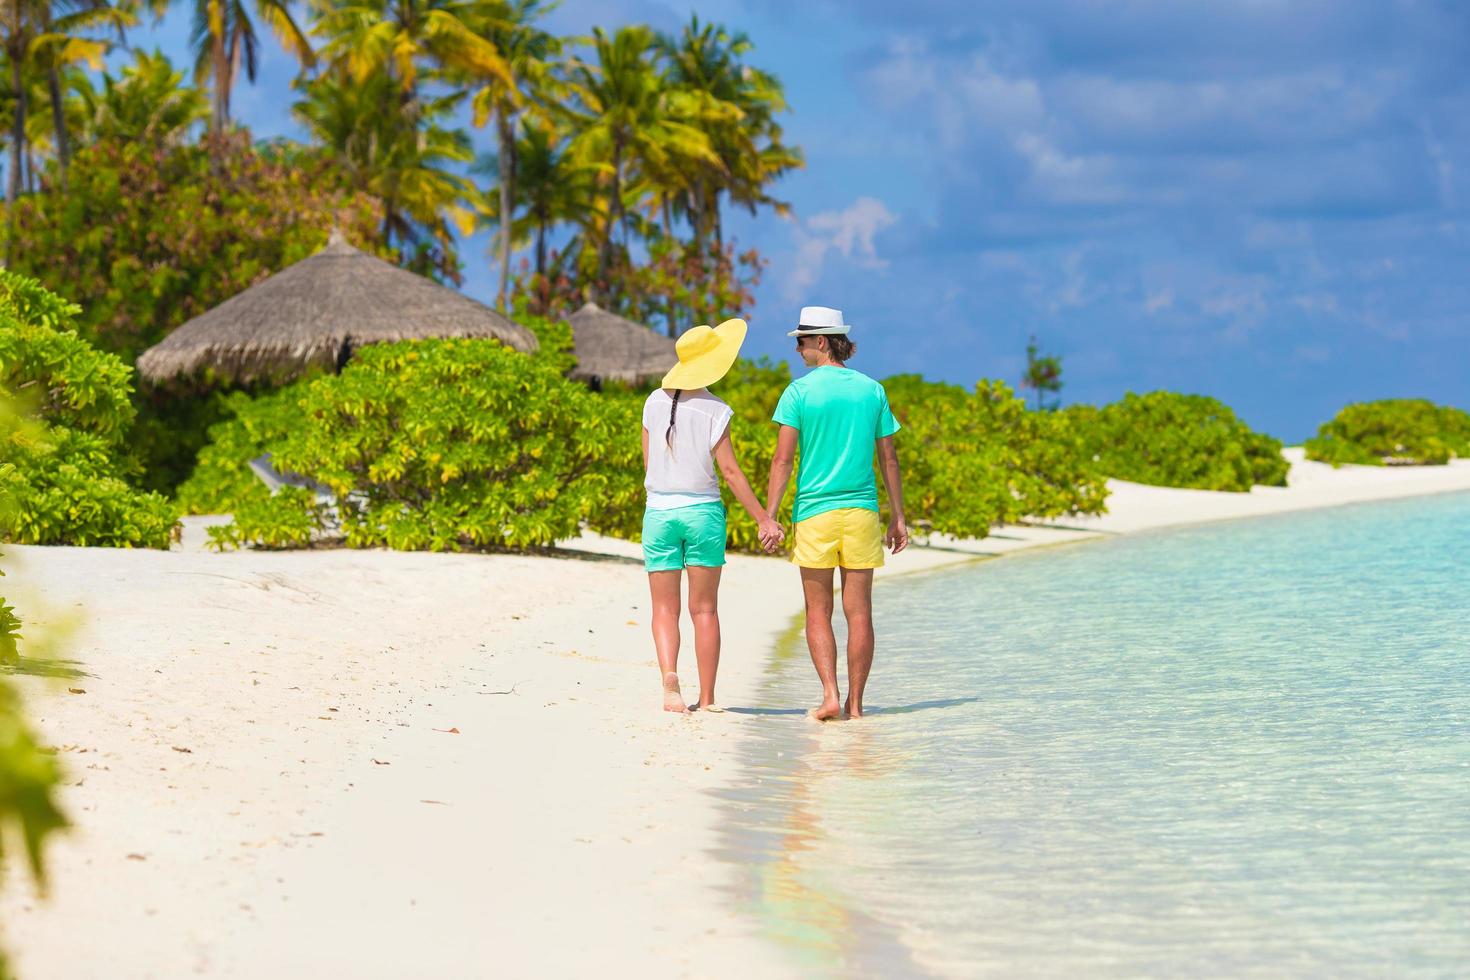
left=685, top=565, right=723, bottom=708
left=648, top=570, right=686, bottom=713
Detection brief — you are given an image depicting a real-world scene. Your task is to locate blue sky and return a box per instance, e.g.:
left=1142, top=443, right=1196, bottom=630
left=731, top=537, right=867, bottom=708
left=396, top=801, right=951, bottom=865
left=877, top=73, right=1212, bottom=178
left=118, top=0, right=1469, bottom=440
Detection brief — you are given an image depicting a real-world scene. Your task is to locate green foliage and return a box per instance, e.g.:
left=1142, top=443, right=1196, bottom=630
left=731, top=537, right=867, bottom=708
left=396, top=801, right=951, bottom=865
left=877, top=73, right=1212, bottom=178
left=174, top=387, right=306, bottom=515
left=0, top=274, right=136, bottom=440
left=0, top=675, right=69, bottom=881
left=885, top=375, right=1109, bottom=538
left=514, top=309, right=579, bottom=376
left=209, top=339, right=637, bottom=552
left=0, top=270, right=178, bottom=548
left=1304, top=399, right=1470, bottom=466
left=1072, top=391, right=1288, bottom=492
left=0, top=409, right=72, bottom=964
left=71, top=49, right=210, bottom=147
left=6, top=132, right=386, bottom=366
left=4, top=131, right=387, bottom=493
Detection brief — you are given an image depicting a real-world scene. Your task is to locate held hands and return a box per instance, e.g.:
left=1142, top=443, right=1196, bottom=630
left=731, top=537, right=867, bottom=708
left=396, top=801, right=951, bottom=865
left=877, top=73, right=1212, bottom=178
left=886, top=516, right=910, bottom=555
left=757, top=515, right=785, bottom=554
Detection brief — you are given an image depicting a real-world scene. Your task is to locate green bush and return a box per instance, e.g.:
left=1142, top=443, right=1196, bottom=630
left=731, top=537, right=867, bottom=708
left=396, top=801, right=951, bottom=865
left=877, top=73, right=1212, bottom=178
left=0, top=271, right=179, bottom=548
left=4, top=132, right=390, bottom=494
left=1304, top=399, right=1470, bottom=466
left=175, top=388, right=309, bottom=516
left=886, top=375, right=1109, bottom=537
left=1071, top=391, right=1288, bottom=492
left=209, top=338, right=637, bottom=551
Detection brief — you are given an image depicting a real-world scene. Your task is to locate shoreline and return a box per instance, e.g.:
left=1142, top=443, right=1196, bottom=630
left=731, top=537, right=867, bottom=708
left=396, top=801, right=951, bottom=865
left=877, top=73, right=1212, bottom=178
left=2, top=456, right=1469, bottom=976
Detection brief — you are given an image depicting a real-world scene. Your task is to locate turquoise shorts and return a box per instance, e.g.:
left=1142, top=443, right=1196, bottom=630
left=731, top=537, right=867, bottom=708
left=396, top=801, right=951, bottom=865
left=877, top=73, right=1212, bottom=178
left=642, top=501, right=727, bottom=572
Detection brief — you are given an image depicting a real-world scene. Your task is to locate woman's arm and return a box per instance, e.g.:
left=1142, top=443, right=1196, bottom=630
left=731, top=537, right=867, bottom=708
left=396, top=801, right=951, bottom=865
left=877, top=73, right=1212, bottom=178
left=641, top=426, right=649, bottom=470
left=766, top=425, right=799, bottom=519
left=713, top=424, right=784, bottom=549
left=876, top=435, right=909, bottom=554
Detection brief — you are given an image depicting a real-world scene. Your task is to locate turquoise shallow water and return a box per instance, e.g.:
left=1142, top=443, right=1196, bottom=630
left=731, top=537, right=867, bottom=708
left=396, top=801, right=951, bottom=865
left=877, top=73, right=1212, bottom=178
left=720, top=492, right=1470, bottom=978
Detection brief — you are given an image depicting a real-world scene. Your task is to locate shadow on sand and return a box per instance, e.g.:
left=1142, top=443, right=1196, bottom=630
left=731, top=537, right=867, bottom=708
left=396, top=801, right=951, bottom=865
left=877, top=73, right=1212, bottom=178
left=726, top=696, right=979, bottom=717
left=1, top=655, right=91, bottom=679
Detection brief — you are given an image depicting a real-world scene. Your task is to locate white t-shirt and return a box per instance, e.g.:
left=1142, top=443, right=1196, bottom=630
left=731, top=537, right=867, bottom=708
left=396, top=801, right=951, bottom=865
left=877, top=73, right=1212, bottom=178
left=642, top=388, right=734, bottom=510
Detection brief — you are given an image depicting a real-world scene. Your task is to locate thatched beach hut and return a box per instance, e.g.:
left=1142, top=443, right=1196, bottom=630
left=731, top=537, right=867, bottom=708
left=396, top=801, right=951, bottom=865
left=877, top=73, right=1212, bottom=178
left=566, top=302, right=674, bottom=389
left=136, top=233, right=538, bottom=385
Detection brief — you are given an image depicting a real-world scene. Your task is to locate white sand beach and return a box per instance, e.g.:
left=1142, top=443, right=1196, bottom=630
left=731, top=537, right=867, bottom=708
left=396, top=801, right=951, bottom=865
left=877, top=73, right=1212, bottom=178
left=3, top=453, right=1470, bottom=978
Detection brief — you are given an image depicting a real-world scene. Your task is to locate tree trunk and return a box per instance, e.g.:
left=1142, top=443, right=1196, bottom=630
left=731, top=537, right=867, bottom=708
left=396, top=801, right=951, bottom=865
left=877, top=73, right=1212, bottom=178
left=535, top=214, right=546, bottom=277
left=596, top=133, right=624, bottom=304
left=713, top=188, right=723, bottom=249
left=48, top=64, right=70, bottom=188
left=496, top=111, right=514, bottom=310
left=7, top=53, right=24, bottom=207
left=210, top=0, right=228, bottom=136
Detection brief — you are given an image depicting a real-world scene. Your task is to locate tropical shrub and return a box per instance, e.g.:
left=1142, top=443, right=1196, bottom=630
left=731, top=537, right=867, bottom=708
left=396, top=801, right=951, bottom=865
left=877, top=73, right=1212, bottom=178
left=174, top=387, right=308, bottom=516
left=1305, top=399, right=1470, bottom=466
left=885, top=376, right=1109, bottom=538
left=209, top=338, right=638, bottom=551
left=0, top=271, right=178, bottom=548
left=4, top=132, right=388, bottom=493
left=1072, top=391, right=1288, bottom=492
left=5, top=133, right=386, bottom=365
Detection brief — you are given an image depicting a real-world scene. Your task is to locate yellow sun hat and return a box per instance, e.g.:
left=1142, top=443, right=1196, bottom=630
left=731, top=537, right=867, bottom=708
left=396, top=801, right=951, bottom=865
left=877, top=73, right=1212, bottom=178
left=660, top=318, right=747, bottom=390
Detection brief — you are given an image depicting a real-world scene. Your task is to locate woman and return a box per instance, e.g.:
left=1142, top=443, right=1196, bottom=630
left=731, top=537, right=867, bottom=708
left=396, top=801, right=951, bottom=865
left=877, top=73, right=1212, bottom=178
left=641, top=318, right=783, bottom=713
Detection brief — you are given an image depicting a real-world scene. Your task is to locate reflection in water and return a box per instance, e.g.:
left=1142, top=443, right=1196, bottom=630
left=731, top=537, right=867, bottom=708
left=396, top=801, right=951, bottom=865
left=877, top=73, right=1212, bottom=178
left=722, top=493, right=1470, bottom=978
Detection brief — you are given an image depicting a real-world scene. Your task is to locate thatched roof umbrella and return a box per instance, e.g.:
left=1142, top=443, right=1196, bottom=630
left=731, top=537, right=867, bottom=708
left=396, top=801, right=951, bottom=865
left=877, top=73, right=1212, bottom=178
left=136, top=233, right=538, bottom=385
left=565, top=302, right=675, bottom=388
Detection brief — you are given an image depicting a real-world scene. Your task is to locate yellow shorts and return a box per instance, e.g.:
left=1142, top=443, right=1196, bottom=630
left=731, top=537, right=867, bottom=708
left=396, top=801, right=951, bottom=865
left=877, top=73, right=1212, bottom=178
left=791, top=507, right=885, bottom=569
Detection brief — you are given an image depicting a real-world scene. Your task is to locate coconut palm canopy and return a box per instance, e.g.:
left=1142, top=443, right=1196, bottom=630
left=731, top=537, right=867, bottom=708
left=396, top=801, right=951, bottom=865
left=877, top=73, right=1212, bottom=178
left=566, top=302, right=675, bottom=386
left=136, top=234, right=539, bottom=384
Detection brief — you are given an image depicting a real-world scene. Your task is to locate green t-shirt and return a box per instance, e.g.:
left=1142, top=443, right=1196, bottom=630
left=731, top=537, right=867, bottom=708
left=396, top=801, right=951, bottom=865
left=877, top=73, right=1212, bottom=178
left=772, top=366, right=901, bottom=523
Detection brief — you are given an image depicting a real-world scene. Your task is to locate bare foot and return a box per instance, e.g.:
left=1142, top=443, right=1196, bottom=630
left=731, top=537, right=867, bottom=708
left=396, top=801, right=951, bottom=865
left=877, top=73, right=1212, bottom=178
left=697, top=702, right=725, bottom=713
left=663, top=672, right=689, bottom=714
left=807, top=697, right=843, bottom=721
left=844, top=699, right=863, bottom=719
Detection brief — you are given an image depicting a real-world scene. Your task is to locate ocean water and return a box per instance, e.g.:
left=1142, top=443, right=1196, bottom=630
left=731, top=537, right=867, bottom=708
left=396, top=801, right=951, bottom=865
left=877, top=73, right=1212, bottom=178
left=720, top=492, right=1470, bottom=978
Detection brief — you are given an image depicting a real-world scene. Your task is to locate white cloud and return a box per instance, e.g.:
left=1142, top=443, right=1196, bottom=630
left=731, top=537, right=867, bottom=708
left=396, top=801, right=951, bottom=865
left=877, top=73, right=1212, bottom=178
left=1144, top=288, right=1175, bottom=314
left=786, top=197, right=899, bottom=301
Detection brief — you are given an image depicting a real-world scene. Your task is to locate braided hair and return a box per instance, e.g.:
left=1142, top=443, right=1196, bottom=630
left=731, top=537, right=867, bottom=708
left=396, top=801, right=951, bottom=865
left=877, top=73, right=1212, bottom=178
left=664, top=389, right=683, bottom=452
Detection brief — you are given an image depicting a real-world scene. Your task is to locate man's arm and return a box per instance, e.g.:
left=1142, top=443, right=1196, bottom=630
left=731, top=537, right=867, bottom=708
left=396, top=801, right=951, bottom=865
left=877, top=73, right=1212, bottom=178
left=876, top=435, right=908, bottom=554
left=766, top=425, right=799, bottom=518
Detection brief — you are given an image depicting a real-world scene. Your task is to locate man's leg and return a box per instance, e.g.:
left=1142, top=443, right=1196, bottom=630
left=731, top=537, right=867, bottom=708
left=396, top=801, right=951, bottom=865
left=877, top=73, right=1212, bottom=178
left=685, top=565, right=723, bottom=709
left=800, top=566, right=842, bottom=720
left=648, top=570, right=687, bottom=713
left=839, top=567, right=875, bottom=718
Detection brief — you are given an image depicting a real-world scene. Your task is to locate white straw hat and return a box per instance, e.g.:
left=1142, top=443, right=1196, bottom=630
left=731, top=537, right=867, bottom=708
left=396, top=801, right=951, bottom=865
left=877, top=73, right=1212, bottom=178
left=787, top=305, right=852, bottom=337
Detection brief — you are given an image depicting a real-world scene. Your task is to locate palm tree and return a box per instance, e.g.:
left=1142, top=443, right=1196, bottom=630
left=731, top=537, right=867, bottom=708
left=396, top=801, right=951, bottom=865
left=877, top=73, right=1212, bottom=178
left=293, top=67, right=475, bottom=276
left=310, top=0, right=508, bottom=104
left=561, top=25, right=721, bottom=299
left=464, top=0, right=559, bottom=309
left=473, top=118, right=595, bottom=278
left=30, top=0, right=137, bottom=185
left=658, top=16, right=802, bottom=246
left=72, top=48, right=209, bottom=145
left=190, top=0, right=312, bottom=136
left=3, top=0, right=42, bottom=211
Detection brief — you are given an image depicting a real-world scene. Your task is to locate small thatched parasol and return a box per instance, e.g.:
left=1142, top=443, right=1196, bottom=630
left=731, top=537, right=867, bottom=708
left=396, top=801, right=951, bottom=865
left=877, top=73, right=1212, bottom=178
left=136, top=232, right=539, bottom=385
left=566, top=302, right=675, bottom=387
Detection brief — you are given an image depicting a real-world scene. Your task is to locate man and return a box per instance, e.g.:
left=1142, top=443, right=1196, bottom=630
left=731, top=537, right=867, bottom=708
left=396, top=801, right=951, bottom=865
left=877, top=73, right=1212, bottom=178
left=766, top=305, right=908, bottom=720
